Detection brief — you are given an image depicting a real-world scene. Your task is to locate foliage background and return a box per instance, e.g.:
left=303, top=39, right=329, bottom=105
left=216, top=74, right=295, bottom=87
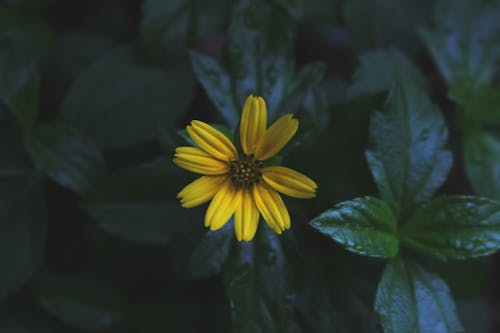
left=1, top=0, right=500, bottom=332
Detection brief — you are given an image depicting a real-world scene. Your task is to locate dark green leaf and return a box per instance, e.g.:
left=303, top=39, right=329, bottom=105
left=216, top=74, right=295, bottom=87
left=463, top=129, right=500, bottom=198
left=35, top=274, right=126, bottom=331
left=222, top=225, right=295, bottom=333
left=366, top=84, right=452, bottom=217
left=189, top=51, right=239, bottom=126
left=24, top=122, right=106, bottom=194
left=349, top=48, right=427, bottom=98
left=420, top=0, right=500, bottom=88
left=401, top=195, right=500, bottom=261
left=375, top=257, right=463, bottom=333
left=0, top=136, right=45, bottom=301
left=191, top=0, right=325, bottom=127
left=310, top=197, right=398, bottom=258
left=0, top=33, right=38, bottom=132
left=141, top=0, right=229, bottom=62
left=59, top=47, right=194, bottom=150
left=82, top=159, right=198, bottom=245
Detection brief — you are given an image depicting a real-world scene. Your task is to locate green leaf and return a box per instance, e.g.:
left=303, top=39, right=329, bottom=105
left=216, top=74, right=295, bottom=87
left=366, top=83, right=452, bottom=217
left=375, top=257, right=463, bottom=333
left=0, top=33, right=38, bottom=132
left=141, top=0, right=229, bottom=62
left=222, top=225, right=295, bottom=332
left=59, top=47, right=195, bottom=150
left=420, top=0, right=500, bottom=89
left=35, top=274, right=126, bottom=331
left=463, top=129, right=500, bottom=198
left=309, top=197, right=399, bottom=258
left=0, top=136, right=45, bottom=301
left=82, top=158, right=199, bottom=245
left=401, top=195, right=500, bottom=261
left=189, top=51, right=239, bottom=125
left=349, top=48, right=427, bottom=98
left=190, top=0, right=325, bottom=127
left=24, top=122, right=107, bottom=194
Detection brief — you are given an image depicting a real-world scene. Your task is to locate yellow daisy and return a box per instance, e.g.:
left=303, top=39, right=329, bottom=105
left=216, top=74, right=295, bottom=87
left=173, top=95, right=317, bottom=241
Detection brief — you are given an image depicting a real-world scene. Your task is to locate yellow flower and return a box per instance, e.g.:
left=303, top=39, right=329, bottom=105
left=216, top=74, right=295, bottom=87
left=173, top=95, right=317, bottom=241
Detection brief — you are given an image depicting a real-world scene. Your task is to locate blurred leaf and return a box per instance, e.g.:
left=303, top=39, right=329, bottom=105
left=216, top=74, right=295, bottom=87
left=141, top=0, right=229, bottom=62
left=191, top=0, right=325, bottom=127
left=171, top=222, right=233, bottom=279
left=449, top=81, right=500, bottom=125
left=401, top=196, right=500, bottom=261
left=420, top=0, right=500, bottom=89
left=0, top=136, right=45, bottom=301
left=24, top=122, right=107, bottom=194
left=0, top=5, right=56, bottom=67
left=82, top=159, right=198, bottom=245
left=222, top=225, right=295, bottom=332
left=366, top=84, right=452, bottom=217
left=296, top=0, right=339, bottom=43
left=35, top=274, right=126, bottom=331
left=271, top=0, right=301, bottom=12
left=349, top=48, right=427, bottom=98
left=60, top=47, right=195, bottom=150
left=58, top=33, right=116, bottom=79
left=310, top=197, right=399, bottom=258
left=463, top=129, right=500, bottom=198
left=0, top=33, right=38, bottom=132
left=375, top=257, right=463, bottom=333
left=0, top=311, right=64, bottom=333
left=343, top=0, right=433, bottom=54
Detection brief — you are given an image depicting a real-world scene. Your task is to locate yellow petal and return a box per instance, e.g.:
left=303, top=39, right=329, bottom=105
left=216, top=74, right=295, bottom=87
left=177, top=176, right=226, bottom=208
left=252, top=183, right=290, bottom=234
left=173, top=147, right=229, bottom=175
left=262, top=166, right=317, bottom=199
left=234, top=189, right=260, bottom=241
left=186, top=120, right=238, bottom=161
left=240, top=95, right=267, bottom=155
left=205, top=179, right=241, bottom=230
left=255, top=114, right=298, bottom=161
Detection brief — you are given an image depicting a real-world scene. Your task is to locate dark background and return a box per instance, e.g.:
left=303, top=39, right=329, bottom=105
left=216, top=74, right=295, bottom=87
left=0, top=0, right=499, bottom=332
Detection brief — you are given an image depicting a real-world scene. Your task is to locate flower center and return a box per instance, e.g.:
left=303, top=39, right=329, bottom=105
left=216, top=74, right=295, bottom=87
left=229, top=153, right=263, bottom=188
